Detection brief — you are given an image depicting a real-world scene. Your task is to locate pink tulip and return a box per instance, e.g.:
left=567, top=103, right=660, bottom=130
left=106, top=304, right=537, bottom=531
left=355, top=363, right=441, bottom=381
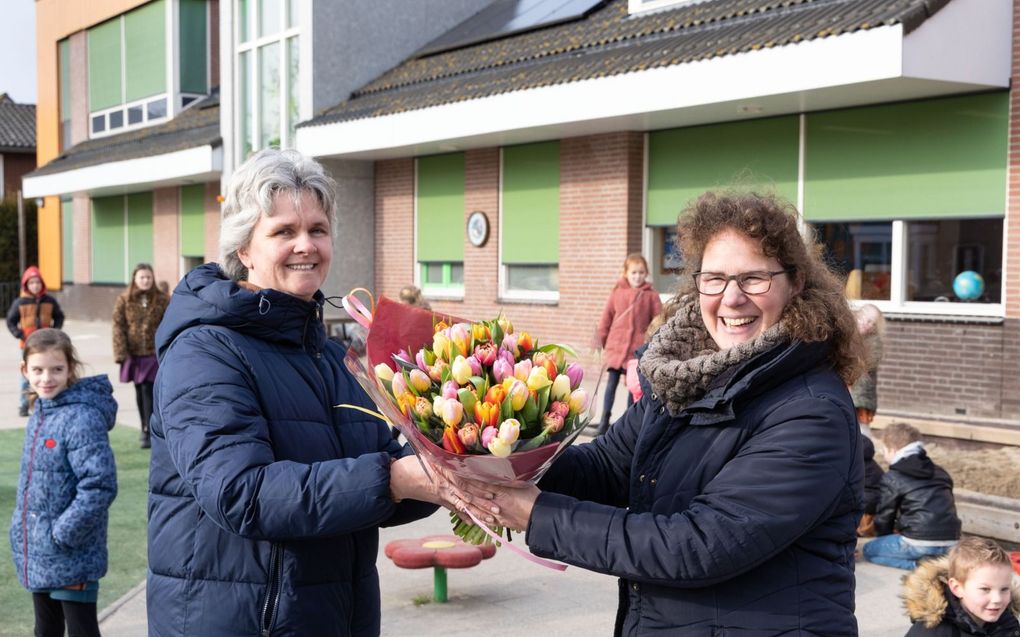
left=493, top=358, right=513, bottom=383
left=501, top=333, right=518, bottom=357
left=415, top=349, right=429, bottom=371
left=498, top=348, right=515, bottom=367
left=442, top=381, right=459, bottom=400
left=441, top=399, right=464, bottom=428
left=391, top=372, right=408, bottom=399
left=474, top=342, right=498, bottom=366
left=513, top=360, right=532, bottom=382
left=549, top=400, right=570, bottom=419
left=565, top=363, right=583, bottom=390
left=481, top=425, right=498, bottom=448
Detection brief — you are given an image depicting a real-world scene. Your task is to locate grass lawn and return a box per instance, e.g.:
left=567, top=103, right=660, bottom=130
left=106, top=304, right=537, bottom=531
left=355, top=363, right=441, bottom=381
left=0, top=425, right=149, bottom=636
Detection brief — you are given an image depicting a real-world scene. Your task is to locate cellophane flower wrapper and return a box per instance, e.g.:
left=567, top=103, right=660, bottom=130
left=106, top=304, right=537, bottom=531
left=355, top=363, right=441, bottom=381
left=342, top=296, right=595, bottom=543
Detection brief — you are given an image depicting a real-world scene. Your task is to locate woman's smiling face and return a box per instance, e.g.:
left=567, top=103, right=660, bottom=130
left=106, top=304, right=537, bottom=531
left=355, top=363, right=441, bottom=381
left=698, top=229, right=800, bottom=350
left=238, top=190, right=332, bottom=301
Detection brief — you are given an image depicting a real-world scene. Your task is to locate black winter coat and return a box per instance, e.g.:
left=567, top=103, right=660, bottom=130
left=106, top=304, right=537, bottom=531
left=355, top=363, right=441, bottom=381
left=862, top=435, right=884, bottom=515
left=872, top=450, right=961, bottom=541
left=147, top=264, right=436, bottom=637
left=527, top=340, right=863, bottom=636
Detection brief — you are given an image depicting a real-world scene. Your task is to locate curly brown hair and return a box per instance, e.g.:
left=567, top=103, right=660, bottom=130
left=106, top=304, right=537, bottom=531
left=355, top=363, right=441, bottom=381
left=675, top=191, right=864, bottom=384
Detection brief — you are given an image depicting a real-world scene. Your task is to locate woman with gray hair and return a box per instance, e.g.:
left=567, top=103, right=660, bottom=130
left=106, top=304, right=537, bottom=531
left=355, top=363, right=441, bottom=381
left=146, top=149, right=466, bottom=636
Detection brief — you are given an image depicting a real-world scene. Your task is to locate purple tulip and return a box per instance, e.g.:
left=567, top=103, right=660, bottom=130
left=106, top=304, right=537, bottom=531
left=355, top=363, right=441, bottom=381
left=498, top=349, right=515, bottom=367
left=493, top=358, right=513, bottom=383
left=565, top=363, right=584, bottom=390
left=466, top=355, right=482, bottom=377
left=415, top=349, right=428, bottom=371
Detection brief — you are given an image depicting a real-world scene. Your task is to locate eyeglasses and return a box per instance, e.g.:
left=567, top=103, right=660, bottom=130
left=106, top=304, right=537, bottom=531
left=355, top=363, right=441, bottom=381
left=692, top=269, right=794, bottom=296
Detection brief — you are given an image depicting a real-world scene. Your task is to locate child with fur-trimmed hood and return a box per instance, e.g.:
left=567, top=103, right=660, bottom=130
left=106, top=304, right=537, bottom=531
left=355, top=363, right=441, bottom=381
left=902, top=537, right=1020, bottom=636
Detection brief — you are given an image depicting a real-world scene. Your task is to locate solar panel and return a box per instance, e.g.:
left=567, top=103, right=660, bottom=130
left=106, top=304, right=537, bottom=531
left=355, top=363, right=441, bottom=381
left=417, top=0, right=606, bottom=57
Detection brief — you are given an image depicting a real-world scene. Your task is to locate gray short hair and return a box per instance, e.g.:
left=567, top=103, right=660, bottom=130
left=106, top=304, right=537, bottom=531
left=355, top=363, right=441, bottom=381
left=219, top=148, right=338, bottom=281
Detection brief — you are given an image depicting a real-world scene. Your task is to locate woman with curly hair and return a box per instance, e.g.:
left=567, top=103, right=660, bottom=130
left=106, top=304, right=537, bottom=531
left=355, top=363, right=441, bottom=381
left=112, top=263, right=169, bottom=448
left=456, top=191, right=866, bottom=635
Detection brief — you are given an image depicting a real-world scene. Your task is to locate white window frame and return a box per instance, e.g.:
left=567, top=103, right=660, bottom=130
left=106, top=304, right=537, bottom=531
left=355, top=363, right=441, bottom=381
left=413, top=158, right=465, bottom=301
left=88, top=0, right=209, bottom=140
left=842, top=218, right=1006, bottom=318
left=627, top=0, right=709, bottom=16
left=497, top=148, right=560, bottom=304
left=235, top=0, right=301, bottom=156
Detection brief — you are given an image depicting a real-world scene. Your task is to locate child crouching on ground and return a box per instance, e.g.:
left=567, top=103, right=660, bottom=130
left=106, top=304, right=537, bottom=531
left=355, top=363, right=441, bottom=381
left=862, top=422, right=961, bottom=570
left=902, top=536, right=1020, bottom=636
left=8, top=329, right=118, bottom=637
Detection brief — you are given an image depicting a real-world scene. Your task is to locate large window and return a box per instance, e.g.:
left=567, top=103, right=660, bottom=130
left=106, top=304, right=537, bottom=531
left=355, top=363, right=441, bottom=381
left=87, top=0, right=208, bottom=138
left=237, top=0, right=300, bottom=156
left=416, top=154, right=465, bottom=297
left=501, top=142, right=560, bottom=299
left=906, top=219, right=1002, bottom=304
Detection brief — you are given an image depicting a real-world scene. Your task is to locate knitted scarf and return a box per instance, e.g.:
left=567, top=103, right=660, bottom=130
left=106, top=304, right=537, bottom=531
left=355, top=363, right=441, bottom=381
left=639, top=295, right=790, bottom=416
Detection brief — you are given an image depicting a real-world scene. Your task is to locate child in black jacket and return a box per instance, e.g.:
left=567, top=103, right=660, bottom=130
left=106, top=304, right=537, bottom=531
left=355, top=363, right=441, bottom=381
left=861, top=422, right=961, bottom=570
left=857, top=433, right=884, bottom=537
left=902, top=536, right=1020, bottom=636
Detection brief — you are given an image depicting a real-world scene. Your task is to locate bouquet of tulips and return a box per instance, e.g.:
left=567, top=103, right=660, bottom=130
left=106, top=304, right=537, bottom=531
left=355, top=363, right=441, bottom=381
left=342, top=295, right=594, bottom=545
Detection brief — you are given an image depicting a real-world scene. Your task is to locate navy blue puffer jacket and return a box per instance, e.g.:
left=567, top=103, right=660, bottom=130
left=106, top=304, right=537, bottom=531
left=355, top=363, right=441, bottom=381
left=147, top=264, right=436, bottom=637
left=527, top=341, right=863, bottom=636
left=10, top=375, right=118, bottom=590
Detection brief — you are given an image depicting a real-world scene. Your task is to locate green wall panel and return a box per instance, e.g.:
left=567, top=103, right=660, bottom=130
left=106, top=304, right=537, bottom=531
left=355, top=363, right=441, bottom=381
left=180, top=184, right=206, bottom=257
left=125, top=0, right=167, bottom=102
left=179, top=0, right=208, bottom=94
left=803, top=92, right=1008, bottom=221
left=88, top=18, right=122, bottom=111
left=61, top=200, right=74, bottom=283
left=416, top=153, right=465, bottom=263
left=647, top=116, right=799, bottom=226
left=91, top=196, right=125, bottom=283
left=127, top=192, right=154, bottom=270
left=502, top=142, right=559, bottom=264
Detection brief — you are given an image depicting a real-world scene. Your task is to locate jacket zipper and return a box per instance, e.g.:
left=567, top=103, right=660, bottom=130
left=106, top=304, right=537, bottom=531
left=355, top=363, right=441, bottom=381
left=259, top=542, right=283, bottom=637
left=22, top=406, right=45, bottom=585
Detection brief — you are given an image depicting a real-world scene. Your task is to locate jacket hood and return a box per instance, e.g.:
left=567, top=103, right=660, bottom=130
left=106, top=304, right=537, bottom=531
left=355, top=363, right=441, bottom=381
left=38, top=374, right=117, bottom=431
left=892, top=449, right=937, bottom=479
left=20, top=265, right=45, bottom=296
left=903, top=555, right=1020, bottom=630
left=155, top=263, right=327, bottom=360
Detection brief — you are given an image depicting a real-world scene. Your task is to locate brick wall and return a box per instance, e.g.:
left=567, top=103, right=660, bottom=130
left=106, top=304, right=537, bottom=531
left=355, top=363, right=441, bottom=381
left=374, top=158, right=415, bottom=296
left=879, top=318, right=1020, bottom=420
left=2, top=153, right=35, bottom=197
left=374, top=132, right=646, bottom=375
left=1007, top=0, right=1020, bottom=318
left=153, top=187, right=180, bottom=283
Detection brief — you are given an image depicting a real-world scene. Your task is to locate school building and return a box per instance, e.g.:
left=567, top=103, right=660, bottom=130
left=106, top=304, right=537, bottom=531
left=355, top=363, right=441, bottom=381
left=23, top=0, right=1020, bottom=426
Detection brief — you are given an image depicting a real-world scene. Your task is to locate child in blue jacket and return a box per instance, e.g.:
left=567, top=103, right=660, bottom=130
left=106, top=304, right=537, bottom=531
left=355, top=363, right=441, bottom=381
left=9, top=328, right=117, bottom=637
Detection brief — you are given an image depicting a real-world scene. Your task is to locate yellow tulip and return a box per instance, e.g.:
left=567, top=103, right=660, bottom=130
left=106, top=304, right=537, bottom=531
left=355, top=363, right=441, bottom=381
left=374, top=364, right=394, bottom=382
left=451, top=356, right=473, bottom=385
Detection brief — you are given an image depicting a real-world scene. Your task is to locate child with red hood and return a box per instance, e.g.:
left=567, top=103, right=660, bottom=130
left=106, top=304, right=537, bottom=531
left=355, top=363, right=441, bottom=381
left=6, top=266, right=65, bottom=416
left=595, top=253, right=661, bottom=435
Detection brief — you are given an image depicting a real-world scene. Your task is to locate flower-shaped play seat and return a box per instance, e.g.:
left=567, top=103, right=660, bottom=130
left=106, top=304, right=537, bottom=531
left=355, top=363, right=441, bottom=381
left=384, top=535, right=496, bottom=602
